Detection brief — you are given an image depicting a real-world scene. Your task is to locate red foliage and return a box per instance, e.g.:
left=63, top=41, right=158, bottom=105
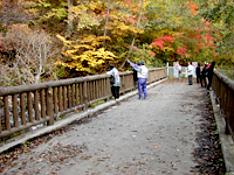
left=151, top=36, right=175, bottom=50
left=177, top=47, right=187, bottom=55
left=151, top=40, right=165, bottom=49
left=206, top=33, right=212, bottom=41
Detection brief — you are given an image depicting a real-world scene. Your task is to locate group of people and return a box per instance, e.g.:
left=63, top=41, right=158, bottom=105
left=107, top=59, right=216, bottom=101
left=106, top=59, right=149, bottom=101
left=184, top=61, right=216, bottom=91
left=196, top=61, right=216, bottom=91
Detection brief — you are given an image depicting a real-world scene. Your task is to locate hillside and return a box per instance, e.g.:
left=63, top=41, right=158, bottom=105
left=0, top=0, right=233, bottom=87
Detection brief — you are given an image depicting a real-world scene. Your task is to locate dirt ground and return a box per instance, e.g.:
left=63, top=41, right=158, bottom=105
left=0, top=78, right=225, bottom=175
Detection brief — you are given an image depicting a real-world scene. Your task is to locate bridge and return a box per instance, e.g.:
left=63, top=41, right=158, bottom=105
left=0, top=68, right=234, bottom=174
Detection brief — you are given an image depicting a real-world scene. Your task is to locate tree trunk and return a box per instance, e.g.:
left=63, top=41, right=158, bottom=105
left=103, top=0, right=111, bottom=47
left=119, top=0, right=145, bottom=69
left=66, top=0, right=74, bottom=37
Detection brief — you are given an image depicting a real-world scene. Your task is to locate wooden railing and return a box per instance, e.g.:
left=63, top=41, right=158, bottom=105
left=0, top=67, right=167, bottom=138
left=212, top=70, right=234, bottom=139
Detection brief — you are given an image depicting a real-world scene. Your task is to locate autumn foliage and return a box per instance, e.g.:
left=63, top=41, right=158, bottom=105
left=0, top=0, right=232, bottom=86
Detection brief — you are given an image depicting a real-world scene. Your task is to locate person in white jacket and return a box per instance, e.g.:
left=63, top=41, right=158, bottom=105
left=187, top=62, right=193, bottom=85
left=106, top=65, right=121, bottom=99
left=127, top=59, right=149, bottom=99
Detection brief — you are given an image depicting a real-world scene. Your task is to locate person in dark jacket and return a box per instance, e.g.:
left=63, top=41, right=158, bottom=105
left=206, top=61, right=216, bottom=91
left=196, top=63, right=201, bottom=83
left=132, top=62, right=139, bottom=88
left=200, top=64, right=208, bottom=88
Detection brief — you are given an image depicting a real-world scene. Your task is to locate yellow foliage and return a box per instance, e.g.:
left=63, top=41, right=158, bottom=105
left=88, top=0, right=103, bottom=11
left=56, top=34, right=71, bottom=46
left=73, top=44, right=94, bottom=50
left=117, top=37, right=124, bottom=42
left=57, top=33, right=117, bottom=73
left=80, top=35, right=97, bottom=43
left=96, top=36, right=112, bottom=42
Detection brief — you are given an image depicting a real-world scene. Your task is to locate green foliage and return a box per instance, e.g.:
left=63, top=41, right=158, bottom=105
left=200, top=0, right=234, bottom=65
left=38, top=0, right=51, bottom=8
left=41, top=8, right=68, bottom=21
left=90, top=100, right=105, bottom=107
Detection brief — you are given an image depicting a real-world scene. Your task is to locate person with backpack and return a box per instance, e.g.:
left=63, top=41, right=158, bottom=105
left=127, top=59, right=149, bottom=99
left=106, top=64, right=121, bottom=100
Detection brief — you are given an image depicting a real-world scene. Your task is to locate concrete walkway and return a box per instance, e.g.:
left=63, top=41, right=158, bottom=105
left=1, top=78, right=233, bottom=175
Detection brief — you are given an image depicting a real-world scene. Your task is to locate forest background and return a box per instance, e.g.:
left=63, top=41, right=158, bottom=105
left=0, top=0, right=233, bottom=87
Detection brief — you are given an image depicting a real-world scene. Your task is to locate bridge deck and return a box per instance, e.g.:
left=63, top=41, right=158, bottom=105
left=1, top=78, right=231, bottom=174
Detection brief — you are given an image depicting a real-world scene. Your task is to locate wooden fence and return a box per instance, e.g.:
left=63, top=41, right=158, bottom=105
left=212, top=70, right=234, bottom=139
left=0, top=67, right=167, bottom=138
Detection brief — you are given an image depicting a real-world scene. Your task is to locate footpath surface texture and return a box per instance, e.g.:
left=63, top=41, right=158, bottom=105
left=1, top=79, right=226, bottom=175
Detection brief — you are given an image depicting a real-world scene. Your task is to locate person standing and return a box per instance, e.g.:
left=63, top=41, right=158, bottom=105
left=132, top=63, right=139, bottom=88
left=178, top=62, right=182, bottom=80
left=106, top=64, right=121, bottom=100
left=187, top=62, right=193, bottom=85
left=206, top=61, right=216, bottom=91
left=200, top=64, right=208, bottom=88
left=127, top=59, right=149, bottom=99
left=196, top=63, right=201, bottom=83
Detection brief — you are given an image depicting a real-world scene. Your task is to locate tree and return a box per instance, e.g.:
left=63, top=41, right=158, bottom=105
left=119, top=0, right=145, bottom=69
left=0, top=25, right=58, bottom=87
left=200, top=0, right=234, bottom=65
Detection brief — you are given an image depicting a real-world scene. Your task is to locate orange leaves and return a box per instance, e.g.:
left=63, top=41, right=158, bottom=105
left=187, top=1, right=199, bottom=15
left=150, top=51, right=156, bottom=56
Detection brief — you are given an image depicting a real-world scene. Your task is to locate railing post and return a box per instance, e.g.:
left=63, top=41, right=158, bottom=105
left=83, top=80, right=88, bottom=110
left=47, top=87, right=54, bottom=126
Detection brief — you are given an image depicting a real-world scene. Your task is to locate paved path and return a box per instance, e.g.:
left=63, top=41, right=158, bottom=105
left=3, top=79, right=209, bottom=175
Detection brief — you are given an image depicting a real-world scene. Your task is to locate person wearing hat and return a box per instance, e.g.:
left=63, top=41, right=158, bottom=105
left=127, top=59, right=149, bottom=99
left=206, top=61, right=216, bottom=91
left=106, top=64, right=121, bottom=100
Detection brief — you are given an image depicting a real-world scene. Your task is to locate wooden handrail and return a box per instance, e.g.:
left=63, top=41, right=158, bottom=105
left=212, top=70, right=234, bottom=139
left=0, top=68, right=167, bottom=138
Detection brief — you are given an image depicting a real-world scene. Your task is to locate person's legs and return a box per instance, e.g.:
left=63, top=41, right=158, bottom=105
left=207, top=77, right=212, bottom=90
left=111, top=86, right=115, bottom=98
left=116, top=86, right=120, bottom=99
left=178, top=72, right=181, bottom=80
left=188, top=75, right=193, bottom=85
left=201, top=77, right=204, bottom=87
left=197, top=76, right=199, bottom=83
left=142, top=79, right=147, bottom=99
left=138, top=78, right=143, bottom=99
left=111, top=86, right=118, bottom=99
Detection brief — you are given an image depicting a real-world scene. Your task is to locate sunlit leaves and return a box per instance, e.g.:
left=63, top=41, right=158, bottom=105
left=56, top=34, right=116, bottom=74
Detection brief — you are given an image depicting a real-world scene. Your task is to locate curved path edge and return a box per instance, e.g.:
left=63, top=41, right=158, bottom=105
left=209, top=90, right=234, bottom=174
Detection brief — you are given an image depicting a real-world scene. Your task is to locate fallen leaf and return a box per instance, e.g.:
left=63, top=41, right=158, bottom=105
left=37, top=158, right=43, bottom=162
